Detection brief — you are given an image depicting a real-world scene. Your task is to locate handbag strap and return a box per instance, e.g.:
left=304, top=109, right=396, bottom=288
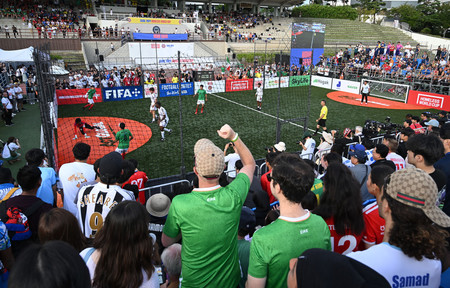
left=359, top=166, right=369, bottom=188
left=0, top=187, right=19, bottom=203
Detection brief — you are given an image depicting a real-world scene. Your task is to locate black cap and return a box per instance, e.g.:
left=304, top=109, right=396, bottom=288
left=99, top=152, right=123, bottom=179
left=239, top=206, right=256, bottom=231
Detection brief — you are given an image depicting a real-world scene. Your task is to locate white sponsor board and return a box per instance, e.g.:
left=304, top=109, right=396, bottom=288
left=311, top=75, right=332, bottom=89
left=253, top=77, right=289, bottom=89
left=194, top=80, right=226, bottom=93
left=128, top=43, right=194, bottom=64
left=144, top=84, right=158, bottom=98
left=331, top=79, right=361, bottom=94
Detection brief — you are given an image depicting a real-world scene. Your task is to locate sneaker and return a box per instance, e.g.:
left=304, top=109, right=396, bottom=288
left=21, top=108, right=26, bottom=111
left=73, top=136, right=78, bottom=140
left=85, top=135, right=90, bottom=139
left=168, top=129, right=172, bottom=135
left=152, top=119, right=155, bottom=123
left=11, top=113, right=16, bottom=117
left=195, top=111, right=197, bottom=115
left=160, top=138, right=165, bottom=142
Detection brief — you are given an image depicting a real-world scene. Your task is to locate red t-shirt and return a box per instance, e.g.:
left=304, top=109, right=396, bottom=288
left=361, top=202, right=385, bottom=247
left=260, top=170, right=276, bottom=204
left=122, top=170, right=148, bottom=205
left=123, top=77, right=131, bottom=86
left=325, top=217, right=363, bottom=255
left=133, top=76, right=140, bottom=86
left=74, top=121, right=85, bottom=133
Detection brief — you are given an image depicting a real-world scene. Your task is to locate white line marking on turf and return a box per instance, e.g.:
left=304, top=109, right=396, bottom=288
left=209, top=93, right=317, bottom=133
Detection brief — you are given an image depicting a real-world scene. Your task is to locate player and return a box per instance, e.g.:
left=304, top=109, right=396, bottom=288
left=114, top=122, right=133, bottom=159
left=360, top=80, right=370, bottom=105
left=148, top=87, right=158, bottom=123
left=193, top=84, right=207, bottom=114
left=73, top=118, right=100, bottom=140
left=314, top=100, right=328, bottom=135
left=83, top=86, right=96, bottom=110
left=255, top=82, right=263, bottom=110
left=155, top=101, right=172, bottom=141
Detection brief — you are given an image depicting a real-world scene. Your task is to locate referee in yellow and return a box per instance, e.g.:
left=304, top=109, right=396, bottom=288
left=314, top=100, right=328, bottom=135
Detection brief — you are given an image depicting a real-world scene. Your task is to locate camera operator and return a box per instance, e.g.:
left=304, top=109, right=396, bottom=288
left=352, top=126, right=364, bottom=143
left=334, top=128, right=354, bottom=146
left=438, top=111, right=450, bottom=126
left=2, top=137, right=21, bottom=164
left=299, top=131, right=315, bottom=160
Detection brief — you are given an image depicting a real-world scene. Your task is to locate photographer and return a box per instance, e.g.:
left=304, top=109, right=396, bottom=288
left=2, top=137, right=21, bottom=164
left=299, top=131, right=316, bottom=160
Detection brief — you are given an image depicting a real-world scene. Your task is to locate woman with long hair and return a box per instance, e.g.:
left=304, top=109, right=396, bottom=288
left=38, top=208, right=88, bottom=252
left=80, top=201, right=160, bottom=288
left=313, top=163, right=365, bottom=255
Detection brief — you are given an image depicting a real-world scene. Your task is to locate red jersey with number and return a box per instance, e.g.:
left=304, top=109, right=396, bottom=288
left=122, top=170, right=148, bottom=204
left=260, top=170, right=276, bottom=204
left=361, top=202, right=385, bottom=246
left=325, top=217, right=363, bottom=255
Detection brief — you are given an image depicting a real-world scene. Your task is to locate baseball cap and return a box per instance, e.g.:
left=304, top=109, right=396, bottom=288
left=425, top=119, right=439, bottom=127
left=349, top=144, right=365, bottom=151
left=194, top=138, right=225, bottom=178
left=349, top=149, right=367, bottom=162
left=302, top=131, right=311, bottom=139
left=99, top=152, right=123, bottom=179
left=385, top=168, right=450, bottom=227
left=239, top=206, right=256, bottom=231
left=146, top=193, right=171, bottom=217
left=274, top=142, right=286, bottom=152
left=343, top=128, right=352, bottom=137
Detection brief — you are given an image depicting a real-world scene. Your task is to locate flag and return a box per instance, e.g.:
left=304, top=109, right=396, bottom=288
left=226, top=57, right=231, bottom=71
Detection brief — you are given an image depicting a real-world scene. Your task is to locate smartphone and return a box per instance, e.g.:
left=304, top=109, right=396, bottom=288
left=155, top=265, right=166, bottom=285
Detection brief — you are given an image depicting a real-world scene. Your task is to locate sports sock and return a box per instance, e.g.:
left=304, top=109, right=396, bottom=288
left=164, top=128, right=170, bottom=132
left=88, top=104, right=94, bottom=110
left=314, top=128, right=319, bottom=134
left=201, top=107, right=204, bottom=113
left=161, top=131, right=165, bottom=138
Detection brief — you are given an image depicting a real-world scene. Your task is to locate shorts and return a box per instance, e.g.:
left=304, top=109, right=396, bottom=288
left=318, top=119, right=326, bottom=127
left=88, top=98, right=94, bottom=104
left=256, top=95, right=263, bottom=102
left=197, top=100, right=205, bottom=105
left=115, top=147, right=128, bottom=154
left=159, top=119, right=168, bottom=128
left=150, top=103, right=157, bottom=111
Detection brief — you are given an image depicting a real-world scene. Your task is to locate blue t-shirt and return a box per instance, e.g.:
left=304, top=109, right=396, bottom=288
left=36, top=167, right=57, bottom=205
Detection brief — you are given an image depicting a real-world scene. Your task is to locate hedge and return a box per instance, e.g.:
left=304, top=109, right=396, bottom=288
left=292, top=4, right=358, bottom=20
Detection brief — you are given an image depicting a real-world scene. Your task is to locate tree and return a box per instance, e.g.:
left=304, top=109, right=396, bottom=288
left=388, top=4, right=424, bottom=31
left=358, top=0, right=386, bottom=24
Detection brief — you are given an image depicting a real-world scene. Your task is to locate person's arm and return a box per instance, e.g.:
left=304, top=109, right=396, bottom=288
left=246, top=275, right=266, bottom=288
left=161, top=233, right=182, bottom=247
left=217, top=124, right=255, bottom=182
left=224, top=142, right=231, bottom=156
left=205, top=93, right=207, bottom=101
left=129, top=133, right=133, bottom=141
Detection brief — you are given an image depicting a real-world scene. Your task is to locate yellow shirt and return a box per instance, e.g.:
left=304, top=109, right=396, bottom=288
left=172, top=77, right=179, bottom=83
left=320, top=106, right=328, bottom=120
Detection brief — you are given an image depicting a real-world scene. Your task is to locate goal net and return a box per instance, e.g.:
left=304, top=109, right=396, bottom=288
left=362, top=79, right=410, bottom=103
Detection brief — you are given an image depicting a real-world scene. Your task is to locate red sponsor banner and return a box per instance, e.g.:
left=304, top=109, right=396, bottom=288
left=226, top=79, right=254, bottom=92
left=56, top=88, right=102, bottom=105
left=407, top=90, right=450, bottom=110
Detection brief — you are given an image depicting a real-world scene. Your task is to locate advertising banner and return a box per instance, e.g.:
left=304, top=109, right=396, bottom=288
left=133, top=33, right=188, bottom=41
left=128, top=43, right=194, bottom=64
left=194, top=80, right=225, bottom=94
left=226, top=79, right=254, bottom=92
left=311, top=75, right=332, bottom=89
left=331, top=79, right=361, bottom=94
left=127, top=18, right=181, bottom=25
left=56, top=88, right=102, bottom=105
left=144, top=84, right=158, bottom=98
left=264, top=76, right=290, bottom=89
left=407, top=90, right=450, bottom=110
left=289, top=75, right=310, bottom=87
left=159, top=82, right=194, bottom=97
left=102, top=86, right=144, bottom=102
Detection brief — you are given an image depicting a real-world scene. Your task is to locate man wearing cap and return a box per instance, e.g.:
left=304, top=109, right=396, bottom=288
left=76, top=152, right=135, bottom=238
left=162, top=124, right=255, bottom=287
left=247, top=153, right=331, bottom=288
left=425, top=119, right=440, bottom=134
left=347, top=168, right=450, bottom=287
left=238, top=206, right=256, bottom=288
left=299, top=131, right=315, bottom=160
left=349, top=144, right=373, bottom=202
left=147, top=193, right=171, bottom=256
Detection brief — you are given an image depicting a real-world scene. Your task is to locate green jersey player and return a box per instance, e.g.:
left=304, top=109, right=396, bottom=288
left=194, top=85, right=207, bottom=114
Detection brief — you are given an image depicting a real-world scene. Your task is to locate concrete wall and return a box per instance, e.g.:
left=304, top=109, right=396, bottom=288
left=400, top=30, right=450, bottom=51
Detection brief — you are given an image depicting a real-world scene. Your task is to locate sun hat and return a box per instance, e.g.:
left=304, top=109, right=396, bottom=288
left=146, top=193, right=171, bottom=217
left=194, top=138, right=225, bottom=178
left=385, top=168, right=450, bottom=227
left=322, top=132, right=333, bottom=144
left=274, top=142, right=286, bottom=152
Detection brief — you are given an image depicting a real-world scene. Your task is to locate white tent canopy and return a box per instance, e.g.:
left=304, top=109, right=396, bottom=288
left=0, top=46, right=34, bottom=62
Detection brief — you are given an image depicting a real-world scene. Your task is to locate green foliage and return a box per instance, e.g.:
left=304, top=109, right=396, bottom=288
left=291, top=4, right=358, bottom=20
left=357, top=0, right=386, bottom=23
left=50, top=54, right=63, bottom=60
left=420, top=27, right=432, bottom=34
left=236, top=53, right=277, bottom=64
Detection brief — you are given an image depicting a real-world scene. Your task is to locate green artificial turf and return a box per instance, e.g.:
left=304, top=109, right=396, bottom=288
left=58, top=86, right=440, bottom=178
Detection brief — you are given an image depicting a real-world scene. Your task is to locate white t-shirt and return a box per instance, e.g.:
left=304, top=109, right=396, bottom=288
left=224, top=153, right=240, bottom=178
left=158, top=106, right=169, bottom=122
left=77, top=182, right=134, bottom=238
left=361, top=83, right=370, bottom=94
left=2, top=143, right=19, bottom=159
left=300, top=138, right=316, bottom=160
left=386, top=152, right=406, bottom=170
left=14, top=86, right=23, bottom=99
left=150, top=93, right=158, bottom=105
left=1, top=97, right=12, bottom=110
left=347, top=243, right=441, bottom=288
left=59, top=162, right=96, bottom=217
left=80, top=248, right=159, bottom=288
left=256, top=87, right=263, bottom=97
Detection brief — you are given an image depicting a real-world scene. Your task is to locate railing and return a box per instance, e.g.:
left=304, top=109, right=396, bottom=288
left=139, top=179, right=191, bottom=200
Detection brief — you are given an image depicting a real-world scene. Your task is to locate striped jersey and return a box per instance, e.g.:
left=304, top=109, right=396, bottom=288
left=76, top=182, right=134, bottom=238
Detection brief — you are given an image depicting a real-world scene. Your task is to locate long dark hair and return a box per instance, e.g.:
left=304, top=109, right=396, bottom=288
left=92, top=201, right=158, bottom=288
left=39, top=208, right=88, bottom=252
left=314, top=163, right=365, bottom=235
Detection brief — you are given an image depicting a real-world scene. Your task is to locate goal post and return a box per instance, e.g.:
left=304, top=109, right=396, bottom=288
left=361, top=79, right=410, bottom=103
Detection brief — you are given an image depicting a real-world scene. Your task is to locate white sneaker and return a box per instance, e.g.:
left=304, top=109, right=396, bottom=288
left=73, top=135, right=78, bottom=140
left=85, top=135, right=90, bottom=138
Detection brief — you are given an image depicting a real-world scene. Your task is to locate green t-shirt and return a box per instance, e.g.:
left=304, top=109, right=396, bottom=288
left=248, top=213, right=331, bottom=288
left=163, top=173, right=250, bottom=288
left=197, top=89, right=206, bottom=101
left=87, top=88, right=96, bottom=99
left=311, top=178, right=323, bottom=204
left=115, top=129, right=132, bottom=149
left=238, top=239, right=251, bottom=288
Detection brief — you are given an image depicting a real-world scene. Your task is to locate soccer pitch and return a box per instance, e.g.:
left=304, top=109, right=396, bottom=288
left=58, top=86, right=438, bottom=178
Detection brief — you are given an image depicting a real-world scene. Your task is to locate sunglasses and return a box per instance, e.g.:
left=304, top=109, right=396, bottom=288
left=267, top=174, right=278, bottom=183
